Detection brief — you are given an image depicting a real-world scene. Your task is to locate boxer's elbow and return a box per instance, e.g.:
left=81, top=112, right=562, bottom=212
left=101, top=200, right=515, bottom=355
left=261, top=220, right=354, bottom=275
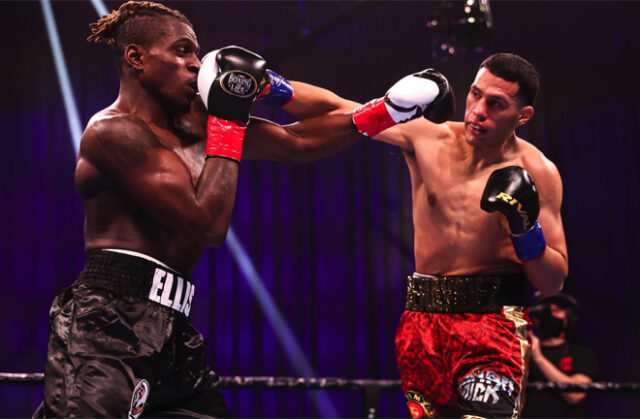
left=281, top=141, right=318, bottom=165
left=203, top=232, right=227, bottom=247
left=188, top=225, right=227, bottom=248
left=526, top=246, right=568, bottom=298
left=539, top=281, right=564, bottom=299
left=535, top=270, right=567, bottom=299
left=276, top=118, right=357, bottom=165
left=178, top=211, right=231, bottom=248
left=551, top=256, right=570, bottom=294
left=265, top=137, right=317, bottom=165
left=201, top=220, right=231, bottom=247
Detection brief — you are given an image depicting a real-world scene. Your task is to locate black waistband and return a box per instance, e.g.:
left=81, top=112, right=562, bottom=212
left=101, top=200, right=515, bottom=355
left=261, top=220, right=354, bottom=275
left=405, top=273, right=526, bottom=313
left=76, top=249, right=195, bottom=316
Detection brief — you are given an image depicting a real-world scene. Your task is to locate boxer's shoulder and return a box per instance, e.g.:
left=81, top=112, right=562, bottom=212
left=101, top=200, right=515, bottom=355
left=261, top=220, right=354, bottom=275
left=411, top=120, right=460, bottom=154
left=80, top=109, right=166, bottom=172
left=389, top=117, right=456, bottom=147
left=514, top=138, right=560, bottom=181
left=502, top=141, right=562, bottom=207
left=87, top=109, right=155, bottom=141
left=443, top=120, right=464, bottom=139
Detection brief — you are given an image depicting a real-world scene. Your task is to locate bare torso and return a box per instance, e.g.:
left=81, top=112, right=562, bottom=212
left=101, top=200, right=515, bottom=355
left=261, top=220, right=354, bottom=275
left=75, top=106, right=207, bottom=274
left=404, top=121, right=541, bottom=276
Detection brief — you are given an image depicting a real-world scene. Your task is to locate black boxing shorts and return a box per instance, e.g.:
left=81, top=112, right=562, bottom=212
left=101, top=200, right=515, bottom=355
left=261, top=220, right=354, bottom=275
left=39, top=249, right=230, bottom=418
left=395, top=273, right=531, bottom=419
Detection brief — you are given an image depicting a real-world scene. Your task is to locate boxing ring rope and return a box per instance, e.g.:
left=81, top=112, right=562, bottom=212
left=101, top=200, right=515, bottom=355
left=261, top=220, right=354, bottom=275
left=3, top=372, right=640, bottom=392
left=4, top=372, right=638, bottom=417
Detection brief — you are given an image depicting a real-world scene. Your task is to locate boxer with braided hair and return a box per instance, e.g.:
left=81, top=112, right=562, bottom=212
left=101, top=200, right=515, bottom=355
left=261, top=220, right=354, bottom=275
left=87, top=1, right=190, bottom=45
left=35, top=1, right=372, bottom=417
left=36, top=1, right=237, bottom=416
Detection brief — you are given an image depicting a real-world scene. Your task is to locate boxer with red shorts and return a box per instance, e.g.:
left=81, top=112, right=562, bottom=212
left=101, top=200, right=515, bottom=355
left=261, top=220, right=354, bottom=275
left=396, top=273, right=530, bottom=418
left=274, top=53, right=569, bottom=418
left=351, top=54, right=568, bottom=418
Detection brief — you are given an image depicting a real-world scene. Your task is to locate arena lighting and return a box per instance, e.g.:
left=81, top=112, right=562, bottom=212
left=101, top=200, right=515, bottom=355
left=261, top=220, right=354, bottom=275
left=226, top=229, right=340, bottom=418
left=427, top=0, right=494, bottom=59
left=43, top=0, right=339, bottom=415
left=89, top=0, right=109, bottom=17
left=40, top=0, right=83, bottom=151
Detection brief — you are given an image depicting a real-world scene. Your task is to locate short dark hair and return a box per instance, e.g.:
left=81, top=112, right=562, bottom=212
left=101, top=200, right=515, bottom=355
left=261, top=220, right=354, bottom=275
left=479, top=53, right=540, bottom=107
left=540, top=292, right=579, bottom=312
left=87, top=1, right=192, bottom=59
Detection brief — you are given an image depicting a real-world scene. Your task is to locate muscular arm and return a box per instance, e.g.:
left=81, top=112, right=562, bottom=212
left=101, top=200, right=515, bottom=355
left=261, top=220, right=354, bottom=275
left=372, top=118, right=449, bottom=152
left=523, top=157, right=569, bottom=297
left=243, top=115, right=361, bottom=164
left=82, top=114, right=237, bottom=247
left=281, top=80, right=449, bottom=153
left=245, top=79, right=449, bottom=161
left=243, top=81, right=364, bottom=163
left=282, top=80, right=449, bottom=153
left=281, top=81, right=359, bottom=118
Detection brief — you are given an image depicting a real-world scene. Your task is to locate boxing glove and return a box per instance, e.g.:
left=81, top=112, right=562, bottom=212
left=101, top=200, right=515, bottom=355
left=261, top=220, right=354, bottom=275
left=352, top=69, right=455, bottom=137
left=480, top=166, right=547, bottom=262
left=198, top=46, right=268, bottom=161
left=257, top=69, right=294, bottom=108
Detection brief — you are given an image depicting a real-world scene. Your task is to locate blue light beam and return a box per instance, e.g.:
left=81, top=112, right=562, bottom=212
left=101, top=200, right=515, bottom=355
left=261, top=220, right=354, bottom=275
left=226, top=229, right=340, bottom=417
left=40, top=0, right=83, bottom=152
left=225, top=228, right=314, bottom=377
left=90, top=0, right=109, bottom=16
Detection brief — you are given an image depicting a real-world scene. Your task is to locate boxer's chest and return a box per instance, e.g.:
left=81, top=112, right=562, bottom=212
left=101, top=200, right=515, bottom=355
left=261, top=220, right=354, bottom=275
left=409, top=144, right=490, bottom=219
left=155, top=128, right=206, bottom=185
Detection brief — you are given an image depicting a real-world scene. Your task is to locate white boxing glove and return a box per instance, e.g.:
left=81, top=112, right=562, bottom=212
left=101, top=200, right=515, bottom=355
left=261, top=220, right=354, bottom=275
left=352, top=69, right=455, bottom=137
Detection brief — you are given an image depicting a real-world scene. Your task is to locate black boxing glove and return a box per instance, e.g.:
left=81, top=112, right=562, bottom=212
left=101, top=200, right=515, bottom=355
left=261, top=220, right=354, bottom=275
left=480, top=166, right=547, bottom=262
left=197, top=46, right=268, bottom=161
left=352, top=68, right=455, bottom=137
left=421, top=69, right=455, bottom=124
left=198, top=45, right=267, bottom=124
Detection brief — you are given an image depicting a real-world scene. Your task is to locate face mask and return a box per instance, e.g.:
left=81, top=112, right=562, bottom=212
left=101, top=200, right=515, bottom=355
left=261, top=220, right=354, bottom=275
left=538, top=315, right=565, bottom=339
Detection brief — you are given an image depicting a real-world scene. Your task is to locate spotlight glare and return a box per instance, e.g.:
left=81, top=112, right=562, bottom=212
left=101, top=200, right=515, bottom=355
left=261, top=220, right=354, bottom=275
left=40, top=0, right=82, bottom=154
left=90, top=0, right=109, bottom=17
left=225, top=229, right=340, bottom=417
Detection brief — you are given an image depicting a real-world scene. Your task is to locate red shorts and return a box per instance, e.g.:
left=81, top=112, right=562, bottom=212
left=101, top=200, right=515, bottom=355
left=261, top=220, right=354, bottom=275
left=396, top=307, right=531, bottom=418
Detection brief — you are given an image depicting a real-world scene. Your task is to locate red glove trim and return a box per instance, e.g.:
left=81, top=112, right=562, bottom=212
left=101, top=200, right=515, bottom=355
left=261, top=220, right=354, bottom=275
left=352, top=98, right=396, bottom=137
left=257, top=83, right=271, bottom=99
left=281, top=90, right=294, bottom=107
left=206, top=116, right=246, bottom=162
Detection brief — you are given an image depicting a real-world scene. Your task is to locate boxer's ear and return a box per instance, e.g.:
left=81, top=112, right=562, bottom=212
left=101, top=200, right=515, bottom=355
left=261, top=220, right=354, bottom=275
left=517, top=105, right=534, bottom=126
left=124, top=44, right=145, bottom=71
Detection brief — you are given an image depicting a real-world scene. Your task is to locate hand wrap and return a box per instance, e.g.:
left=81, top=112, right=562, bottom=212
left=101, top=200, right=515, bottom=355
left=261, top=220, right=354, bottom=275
left=510, top=220, right=547, bottom=262
left=205, top=116, right=246, bottom=162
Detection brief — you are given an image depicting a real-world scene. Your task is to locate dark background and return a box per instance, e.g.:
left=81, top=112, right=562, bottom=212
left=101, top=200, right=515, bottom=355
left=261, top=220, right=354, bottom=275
left=1, top=1, right=639, bottom=417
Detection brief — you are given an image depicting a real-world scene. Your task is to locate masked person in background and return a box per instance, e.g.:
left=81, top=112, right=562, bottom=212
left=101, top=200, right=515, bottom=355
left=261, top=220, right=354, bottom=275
left=523, top=293, right=599, bottom=418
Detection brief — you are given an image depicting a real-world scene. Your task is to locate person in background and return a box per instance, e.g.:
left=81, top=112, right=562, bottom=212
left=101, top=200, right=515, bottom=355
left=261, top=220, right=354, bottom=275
left=523, top=292, right=599, bottom=418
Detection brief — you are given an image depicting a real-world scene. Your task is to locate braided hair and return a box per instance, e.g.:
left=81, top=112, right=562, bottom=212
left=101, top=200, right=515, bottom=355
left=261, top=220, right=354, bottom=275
left=87, top=1, right=192, bottom=59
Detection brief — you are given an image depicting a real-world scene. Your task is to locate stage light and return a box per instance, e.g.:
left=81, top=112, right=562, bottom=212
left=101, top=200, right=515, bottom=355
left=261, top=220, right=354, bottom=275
left=89, top=0, right=108, bottom=17
left=427, top=0, right=494, bottom=59
left=40, top=0, right=83, bottom=152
